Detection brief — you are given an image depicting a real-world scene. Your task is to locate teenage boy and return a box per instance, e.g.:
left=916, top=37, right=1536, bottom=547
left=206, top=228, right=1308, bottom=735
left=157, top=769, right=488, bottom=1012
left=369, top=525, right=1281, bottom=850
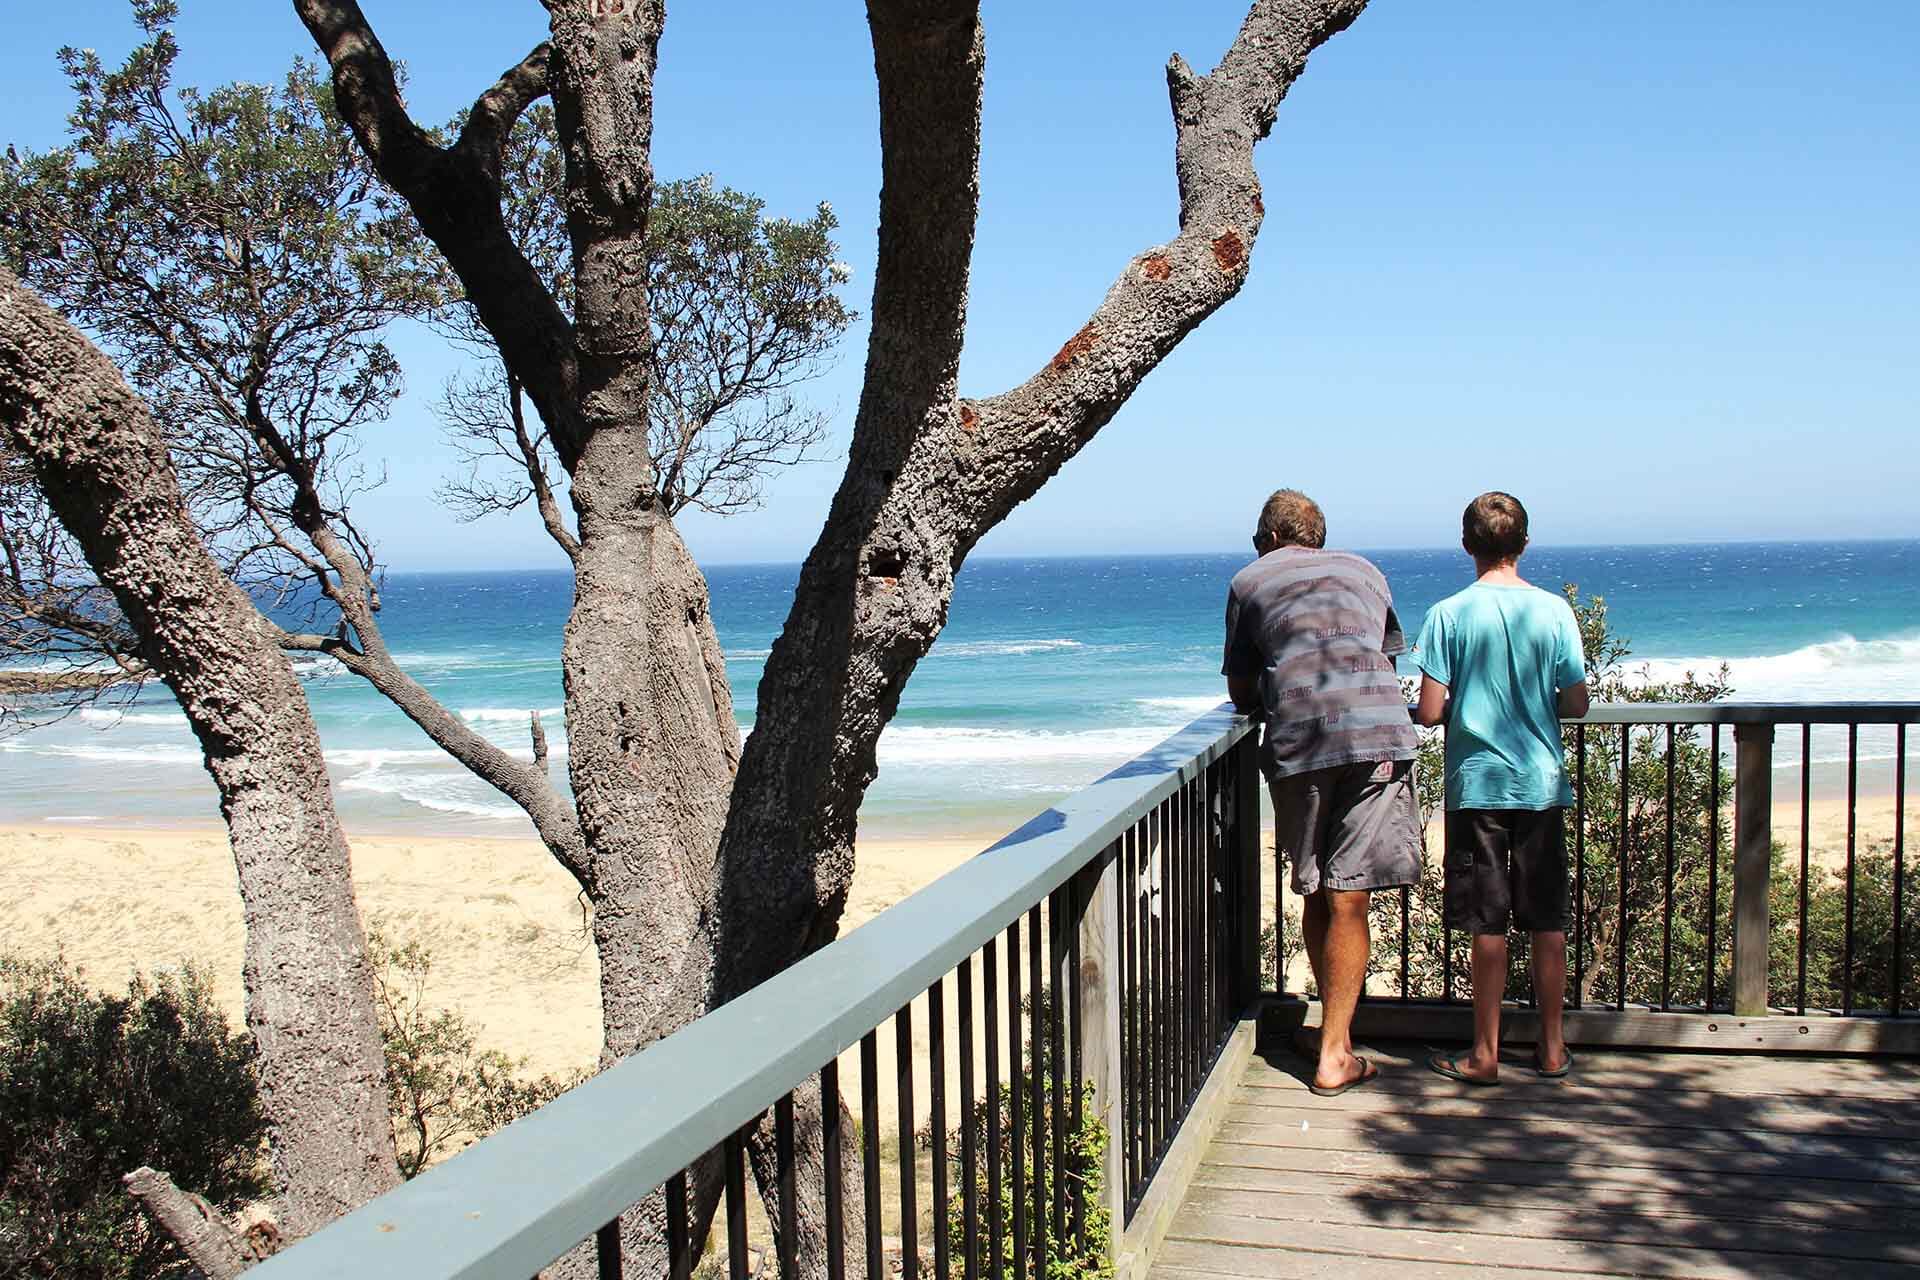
left=1224, top=489, right=1422, bottom=1097
left=1414, top=492, right=1589, bottom=1084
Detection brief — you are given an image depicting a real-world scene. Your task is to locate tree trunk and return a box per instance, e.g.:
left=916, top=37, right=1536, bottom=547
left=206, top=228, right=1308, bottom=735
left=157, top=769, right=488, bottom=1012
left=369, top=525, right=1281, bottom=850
left=0, top=270, right=402, bottom=1237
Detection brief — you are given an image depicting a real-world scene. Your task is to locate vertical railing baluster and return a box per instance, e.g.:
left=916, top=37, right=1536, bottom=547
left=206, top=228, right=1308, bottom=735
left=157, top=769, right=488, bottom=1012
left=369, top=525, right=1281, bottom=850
left=1066, top=869, right=1086, bottom=1253
left=667, top=1170, right=692, bottom=1280
left=1800, top=723, right=1812, bottom=1014
left=1159, top=782, right=1175, bottom=1120
left=1152, top=804, right=1168, bottom=1159
left=1161, top=796, right=1176, bottom=1147
left=984, top=939, right=1003, bottom=1280
left=1028, top=903, right=1047, bottom=1280
left=1190, top=776, right=1205, bottom=1081
left=1617, top=723, right=1630, bottom=1010
left=929, top=979, right=949, bottom=1280
left=861, top=1033, right=882, bottom=1280
left=1120, top=823, right=1137, bottom=1199
left=958, top=958, right=979, bottom=1280
left=1845, top=722, right=1859, bottom=1015
left=1662, top=724, right=1676, bottom=1011
left=821, top=1067, right=842, bottom=1280
left=597, top=1219, right=623, bottom=1280
left=1048, top=889, right=1067, bottom=1257
left=777, top=1094, right=798, bottom=1280
left=1897, top=726, right=1909, bottom=1017
left=1398, top=884, right=1411, bottom=1001
left=1574, top=723, right=1587, bottom=1011
left=897, top=1005, right=918, bottom=1280
left=725, top=1127, right=749, bottom=1280
left=1007, top=919, right=1026, bottom=1280
left=1706, top=724, right=1721, bottom=1012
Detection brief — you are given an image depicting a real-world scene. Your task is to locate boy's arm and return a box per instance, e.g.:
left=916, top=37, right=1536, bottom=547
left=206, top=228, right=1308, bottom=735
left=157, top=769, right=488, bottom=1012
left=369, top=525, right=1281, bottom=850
left=1414, top=673, right=1449, bottom=727
left=1557, top=681, right=1591, bottom=719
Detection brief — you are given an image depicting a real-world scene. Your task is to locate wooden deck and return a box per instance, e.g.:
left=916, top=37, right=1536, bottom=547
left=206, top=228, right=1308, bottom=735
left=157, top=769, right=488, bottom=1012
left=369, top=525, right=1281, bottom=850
left=1152, top=1037, right=1920, bottom=1280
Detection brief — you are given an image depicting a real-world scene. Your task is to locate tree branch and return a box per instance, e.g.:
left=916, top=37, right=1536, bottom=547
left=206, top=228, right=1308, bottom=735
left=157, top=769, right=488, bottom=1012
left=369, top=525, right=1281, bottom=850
left=290, top=0, right=588, bottom=468
left=958, top=0, right=1370, bottom=538
left=458, top=41, right=554, bottom=170
left=123, top=1167, right=262, bottom=1280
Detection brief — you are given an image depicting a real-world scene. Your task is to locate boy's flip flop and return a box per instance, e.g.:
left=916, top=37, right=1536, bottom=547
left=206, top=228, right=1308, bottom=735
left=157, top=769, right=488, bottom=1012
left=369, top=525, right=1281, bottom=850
left=1426, top=1050, right=1500, bottom=1087
left=1307, top=1055, right=1378, bottom=1098
left=1533, top=1047, right=1575, bottom=1079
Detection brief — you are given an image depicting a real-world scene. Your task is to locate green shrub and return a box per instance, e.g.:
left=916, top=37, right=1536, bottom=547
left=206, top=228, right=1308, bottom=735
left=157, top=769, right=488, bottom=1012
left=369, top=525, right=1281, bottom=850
left=942, top=1074, right=1111, bottom=1280
left=367, top=927, right=587, bottom=1177
left=0, top=955, right=267, bottom=1280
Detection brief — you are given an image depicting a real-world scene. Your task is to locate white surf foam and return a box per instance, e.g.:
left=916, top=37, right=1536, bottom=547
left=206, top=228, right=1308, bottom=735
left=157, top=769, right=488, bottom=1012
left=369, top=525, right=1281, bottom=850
left=1133, top=695, right=1227, bottom=717
left=458, top=706, right=564, bottom=724
left=335, top=767, right=525, bottom=820
left=1635, top=632, right=1920, bottom=703
left=78, top=708, right=186, bottom=727
left=876, top=723, right=1180, bottom=767
left=934, top=638, right=1084, bottom=659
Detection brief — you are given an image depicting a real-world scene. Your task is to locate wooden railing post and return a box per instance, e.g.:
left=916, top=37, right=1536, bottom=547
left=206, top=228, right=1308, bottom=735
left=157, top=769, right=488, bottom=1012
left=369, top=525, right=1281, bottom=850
left=1227, top=734, right=1263, bottom=1008
left=1074, top=845, right=1125, bottom=1259
left=1732, top=723, right=1775, bottom=1016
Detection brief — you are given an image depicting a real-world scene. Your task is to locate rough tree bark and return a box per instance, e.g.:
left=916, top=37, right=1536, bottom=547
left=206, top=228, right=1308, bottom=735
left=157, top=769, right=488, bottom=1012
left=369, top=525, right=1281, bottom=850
left=0, top=269, right=402, bottom=1237
left=288, top=0, right=1365, bottom=1272
left=702, top=0, right=1370, bottom=1007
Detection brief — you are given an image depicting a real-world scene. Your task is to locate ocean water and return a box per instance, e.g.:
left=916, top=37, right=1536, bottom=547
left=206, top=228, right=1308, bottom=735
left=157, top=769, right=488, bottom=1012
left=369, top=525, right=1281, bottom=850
left=3, top=541, right=1917, bottom=839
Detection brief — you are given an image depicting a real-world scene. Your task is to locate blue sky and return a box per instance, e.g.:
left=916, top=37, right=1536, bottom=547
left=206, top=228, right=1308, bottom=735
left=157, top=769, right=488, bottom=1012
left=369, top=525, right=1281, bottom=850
left=6, top=2, right=1917, bottom=569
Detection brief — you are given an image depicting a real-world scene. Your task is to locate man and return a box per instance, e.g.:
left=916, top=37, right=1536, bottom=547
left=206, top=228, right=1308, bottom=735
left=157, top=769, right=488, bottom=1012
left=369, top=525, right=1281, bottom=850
left=1224, top=489, right=1422, bottom=1095
left=1414, top=491, right=1588, bottom=1084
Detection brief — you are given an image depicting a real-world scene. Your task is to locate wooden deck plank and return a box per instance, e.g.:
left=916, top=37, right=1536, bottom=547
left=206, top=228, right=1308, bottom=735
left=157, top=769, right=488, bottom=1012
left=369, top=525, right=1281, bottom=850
left=1145, top=1043, right=1920, bottom=1280
left=1188, top=1161, right=1920, bottom=1232
left=1158, top=1225, right=1886, bottom=1280
left=1199, top=1139, right=1920, bottom=1207
left=1234, top=1076, right=1920, bottom=1138
left=1223, top=1097, right=1920, bottom=1162
left=1155, top=1254, right=1605, bottom=1280
left=1181, top=1184, right=1920, bottom=1264
left=1245, top=1044, right=1920, bottom=1102
left=1210, top=1116, right=1920, bottom=1184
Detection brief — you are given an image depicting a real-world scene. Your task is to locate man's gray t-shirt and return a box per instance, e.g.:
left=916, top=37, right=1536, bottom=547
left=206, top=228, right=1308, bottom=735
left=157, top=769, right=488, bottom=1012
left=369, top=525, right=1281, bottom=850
left=1222, top=547, right=1419, bottom=779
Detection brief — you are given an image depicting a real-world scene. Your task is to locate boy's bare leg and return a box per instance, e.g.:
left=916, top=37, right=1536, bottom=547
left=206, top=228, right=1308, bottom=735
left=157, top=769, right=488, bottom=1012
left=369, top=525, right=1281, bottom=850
left=1530, top=930, right=1569, bottom=1071
left=1461, top=933, right=1507, bottom=1081
left=1314, top=888, right=1371, bottom=1089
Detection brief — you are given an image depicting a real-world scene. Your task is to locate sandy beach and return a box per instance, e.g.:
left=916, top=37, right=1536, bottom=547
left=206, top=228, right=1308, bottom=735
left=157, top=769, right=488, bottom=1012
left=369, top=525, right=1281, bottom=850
left=6, top=781, right=1912, bottom=1082
left=0, top=822, right=1002, bottom=1082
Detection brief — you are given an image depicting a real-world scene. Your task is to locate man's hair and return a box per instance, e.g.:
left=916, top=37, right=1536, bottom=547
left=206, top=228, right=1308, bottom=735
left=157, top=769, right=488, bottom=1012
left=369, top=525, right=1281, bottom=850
left=1462, top=491, right=1529, bottom=561
left=1256, top=489, right=1326, bottom=550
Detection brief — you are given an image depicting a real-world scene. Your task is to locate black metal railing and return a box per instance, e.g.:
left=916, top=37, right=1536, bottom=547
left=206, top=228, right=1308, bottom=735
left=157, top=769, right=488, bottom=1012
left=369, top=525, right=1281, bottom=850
left=1268, top=704, right=1919, bottom=1020
left=255, top=709, right=1263, bottom=1280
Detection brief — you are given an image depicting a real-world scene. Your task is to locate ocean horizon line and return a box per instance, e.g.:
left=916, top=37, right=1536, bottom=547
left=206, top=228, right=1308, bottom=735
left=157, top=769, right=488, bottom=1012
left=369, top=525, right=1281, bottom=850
left=376, top=534, right=1920, bottom=578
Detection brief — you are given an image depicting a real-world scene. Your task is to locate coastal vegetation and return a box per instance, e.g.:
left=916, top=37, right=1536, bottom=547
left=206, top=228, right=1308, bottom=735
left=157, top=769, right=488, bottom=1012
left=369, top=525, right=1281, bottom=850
left=0, top=0, right=1369, bottom=1269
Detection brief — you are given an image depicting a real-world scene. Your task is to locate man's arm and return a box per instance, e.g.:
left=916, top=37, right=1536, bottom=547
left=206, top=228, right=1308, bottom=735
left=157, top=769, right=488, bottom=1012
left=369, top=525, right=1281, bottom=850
left=1228, top=673, right=1260, bottom=713
left=1414, top=673, right=1449, bottom=727
left=1557, top=681, right=1591, bottom=720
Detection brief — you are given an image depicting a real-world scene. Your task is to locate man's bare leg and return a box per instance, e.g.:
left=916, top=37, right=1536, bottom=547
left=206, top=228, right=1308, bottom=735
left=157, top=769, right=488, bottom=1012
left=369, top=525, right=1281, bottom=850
left=1458, top=933, right=1507, bottom=1082
left=1530, top=930, right=1569, bottom=1072
left=1314, top=888, right=1372, bottom=1090
left=1301, top=889, right=1330, bottom=996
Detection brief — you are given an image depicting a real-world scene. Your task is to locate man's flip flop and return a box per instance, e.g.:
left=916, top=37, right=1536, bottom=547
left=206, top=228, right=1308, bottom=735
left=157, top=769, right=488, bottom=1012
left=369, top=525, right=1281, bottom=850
left=1533, top=1048, right=1575, bottom=1079
left=1307, top=1055, right=1378, bottom=1098
left=1426, top=1050, right=1500, bottom=1087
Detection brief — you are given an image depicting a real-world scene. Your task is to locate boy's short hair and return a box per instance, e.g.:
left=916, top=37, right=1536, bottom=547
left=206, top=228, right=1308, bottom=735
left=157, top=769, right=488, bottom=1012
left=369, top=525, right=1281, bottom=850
left=1257, top=489, right=1326, bottom=549
left=1463, top=491, right=1528, bottom=561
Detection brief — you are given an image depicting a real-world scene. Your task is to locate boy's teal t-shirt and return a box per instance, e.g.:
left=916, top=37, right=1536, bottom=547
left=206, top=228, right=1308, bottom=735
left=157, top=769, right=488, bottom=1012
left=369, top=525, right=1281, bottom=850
left=1412, top=582, right=1587, bottom=811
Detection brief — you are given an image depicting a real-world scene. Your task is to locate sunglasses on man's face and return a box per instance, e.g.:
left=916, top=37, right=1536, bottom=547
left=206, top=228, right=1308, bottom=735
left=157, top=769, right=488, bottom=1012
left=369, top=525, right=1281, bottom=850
left=1251, top=533, right=1268, bottom=551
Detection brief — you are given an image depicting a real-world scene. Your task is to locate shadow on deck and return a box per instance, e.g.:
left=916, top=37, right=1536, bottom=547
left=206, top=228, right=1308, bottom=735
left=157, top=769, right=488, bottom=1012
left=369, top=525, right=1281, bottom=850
left=1153, top=1034, right=1920, bottom=1280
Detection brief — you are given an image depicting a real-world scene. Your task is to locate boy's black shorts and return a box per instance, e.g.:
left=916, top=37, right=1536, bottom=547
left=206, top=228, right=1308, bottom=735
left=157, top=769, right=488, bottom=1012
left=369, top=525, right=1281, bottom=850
left=1443, top=807, right=1570, bottom=936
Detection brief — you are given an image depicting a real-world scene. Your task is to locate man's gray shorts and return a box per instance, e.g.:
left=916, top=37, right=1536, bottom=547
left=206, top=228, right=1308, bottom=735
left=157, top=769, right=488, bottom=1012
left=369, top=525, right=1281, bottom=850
left=1270, top=758, right=1422, bottom=898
